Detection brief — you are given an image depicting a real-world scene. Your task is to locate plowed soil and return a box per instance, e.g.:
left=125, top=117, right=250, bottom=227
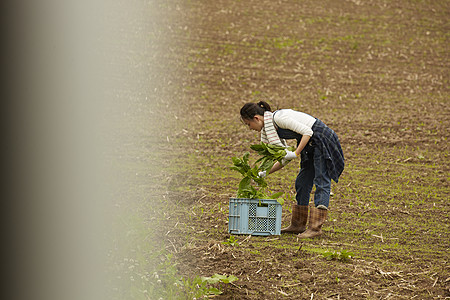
left=111, top=0, right=449, bottom=299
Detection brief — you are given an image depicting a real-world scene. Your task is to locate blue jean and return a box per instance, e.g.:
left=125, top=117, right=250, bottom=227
left=295, top=148, right=331, bottom=208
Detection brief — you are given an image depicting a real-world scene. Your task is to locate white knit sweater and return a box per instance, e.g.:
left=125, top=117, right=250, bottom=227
left=273, top=109, right=315, bottom=136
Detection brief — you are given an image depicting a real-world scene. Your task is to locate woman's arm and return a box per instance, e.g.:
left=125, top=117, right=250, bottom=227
left=269, top=135, right=311, bottom=175
left=268, top=161, right=283, bottom=174
left=294, top=135, right=311, bottom=157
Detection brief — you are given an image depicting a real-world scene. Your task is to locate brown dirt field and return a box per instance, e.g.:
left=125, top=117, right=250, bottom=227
left=109, top=0, right=449, bottom=299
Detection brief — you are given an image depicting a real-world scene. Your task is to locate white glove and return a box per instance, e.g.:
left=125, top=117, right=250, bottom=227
left=258, top=171, right=267, bottom=178
left=281, top=150, right=298, bottom=166
left=284, top=150, right=298, bottom=161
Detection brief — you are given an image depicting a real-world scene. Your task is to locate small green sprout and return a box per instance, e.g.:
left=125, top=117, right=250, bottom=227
left=223, top=235, right=239, bottom=246
left=323, top=249, right=354, bottom=262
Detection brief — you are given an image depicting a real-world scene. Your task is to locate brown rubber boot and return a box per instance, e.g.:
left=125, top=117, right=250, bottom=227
left=297, top=206, right=328, bottom=239
left=281, top=204, right=308, bottom=234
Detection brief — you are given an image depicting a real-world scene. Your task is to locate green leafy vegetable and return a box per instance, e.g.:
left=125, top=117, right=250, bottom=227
left=230, top=150, right=285, bottom=205
left=250, top=142, right=295, bottom=171
left=269, top=191, right=284, bottom=199
left=268, top=191, right=285, bottom=205
left=230, top=152, right=268, bottom=199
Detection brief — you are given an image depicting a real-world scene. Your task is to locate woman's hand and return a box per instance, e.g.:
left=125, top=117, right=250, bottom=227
left=287, top=135, right=311, bottom=165
left=284, top=150, right=298, bottom=161
left=281, top=150, right=298, bottom=166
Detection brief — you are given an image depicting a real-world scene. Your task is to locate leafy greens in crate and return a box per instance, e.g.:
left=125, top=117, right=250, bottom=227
left=230, top=143, right=294, bottom=204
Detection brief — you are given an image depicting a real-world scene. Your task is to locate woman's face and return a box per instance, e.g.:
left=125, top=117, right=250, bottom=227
left=243, top=115, right=264, bottom=132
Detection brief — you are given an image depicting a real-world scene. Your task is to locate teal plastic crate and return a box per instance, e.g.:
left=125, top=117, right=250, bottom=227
left=228, top=198, right=282, bottom=236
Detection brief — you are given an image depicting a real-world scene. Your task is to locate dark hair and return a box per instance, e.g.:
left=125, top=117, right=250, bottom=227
left=240, top=101, right=272, bottom=120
